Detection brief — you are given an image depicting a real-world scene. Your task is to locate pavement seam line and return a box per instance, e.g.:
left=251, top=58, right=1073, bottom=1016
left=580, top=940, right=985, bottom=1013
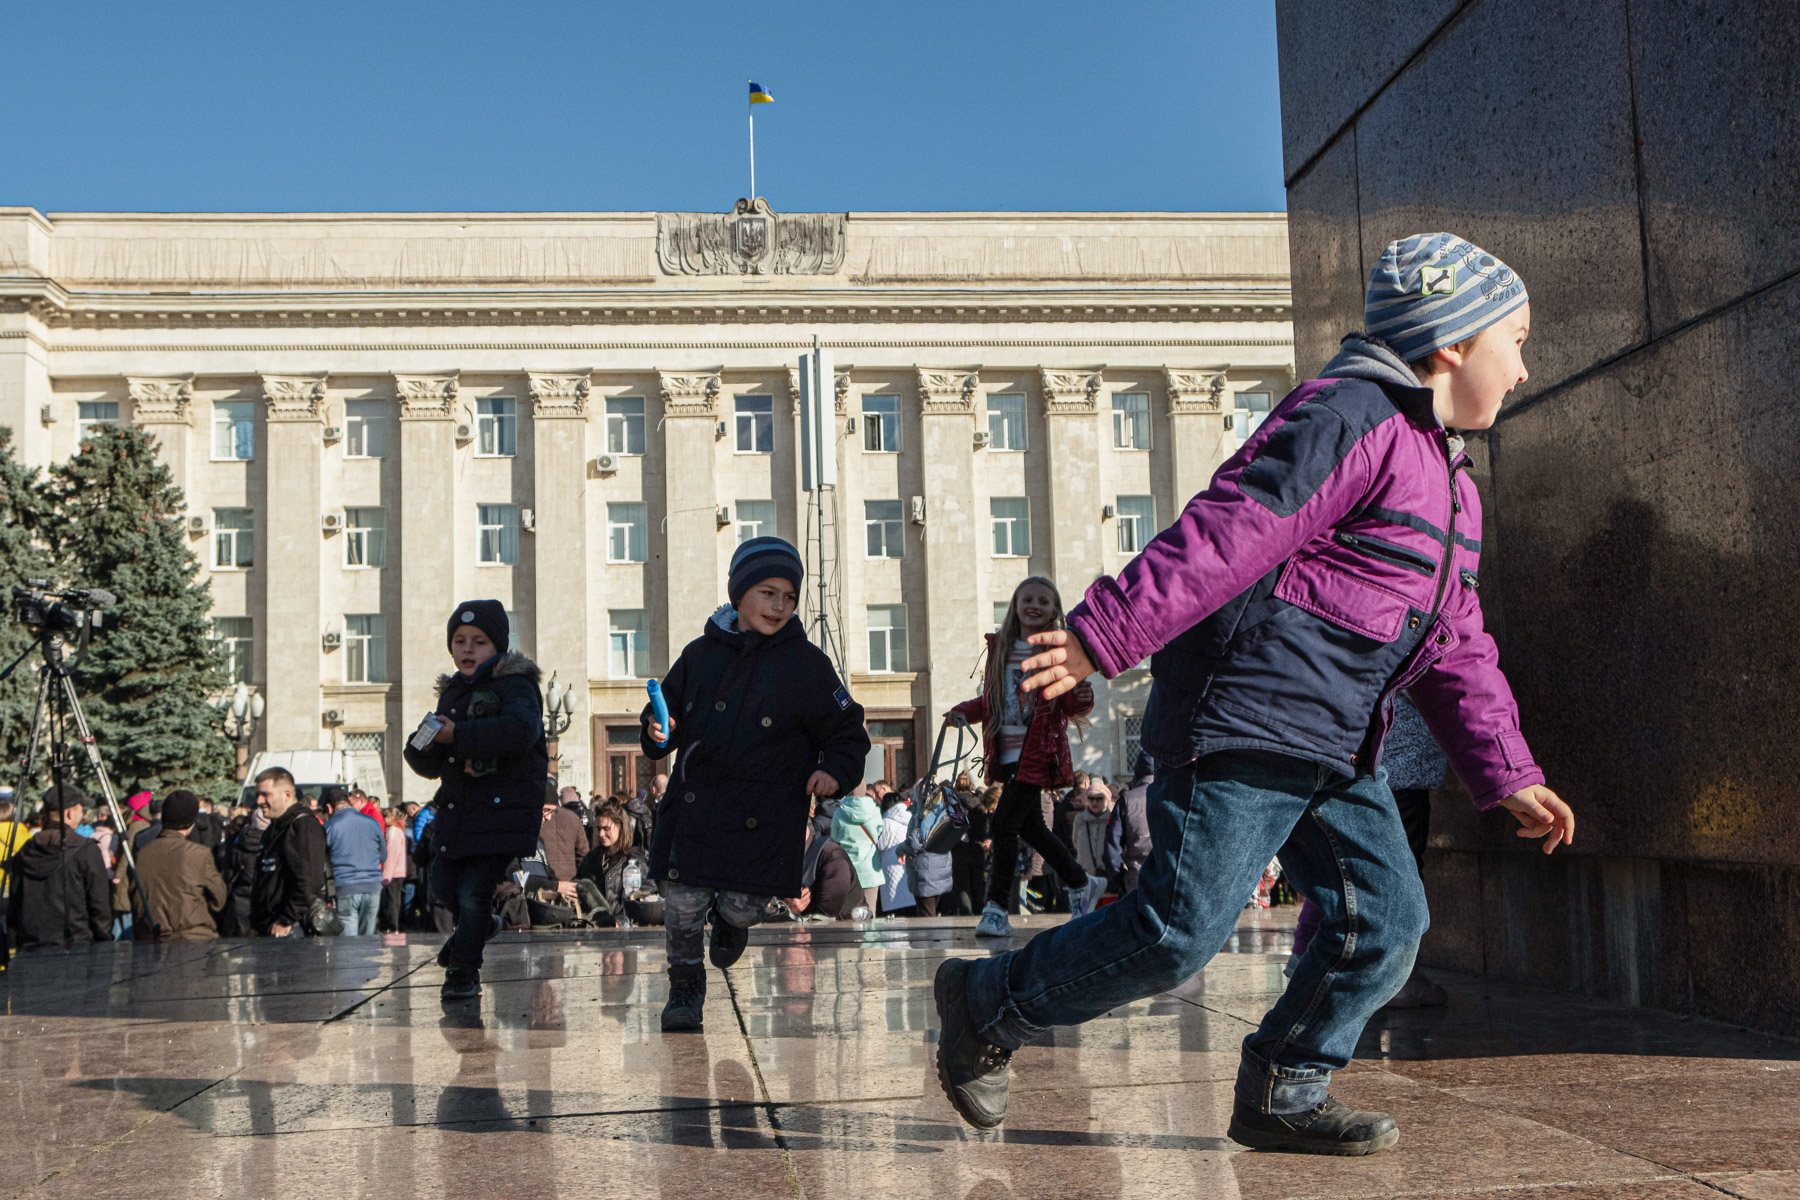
left=722, top=966, right=809, bottom=1200
left=321, top=959, right=432, bottom=1023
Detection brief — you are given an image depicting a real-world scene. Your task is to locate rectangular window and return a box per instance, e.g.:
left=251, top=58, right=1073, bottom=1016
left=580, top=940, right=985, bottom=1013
left=477, top=504, right=519, bottom=565
left=344, top=400, right=388, bottom=459
left=1122, top=714, right=1144, bottom=770
left=608, top=609, right=649, bottom=678
left=994, top=601, right=1010, bottom=628
left=1112, top=392, right=1151, bottom=450
left=1231, top=392, right=1273, bottom=450
left=735, top=500, right=774, bottom=544
left=344, top=614, right=388, bottom=684
left=607, top=502, right=648, bottom=563
left=1116, top=495, right=1156, bottom=555
left=214, top=616, right=252, bottom=685
left=213, top=508, right=254, bottom=569
left=986, top=393, right=1026, bottom=451
left=867, top=605, right=909, bottom=673
left=990, top=497, right=1031, bottom=558
left=344, top=507, right=386, bottom=568
left=862, top=395, right=901, bottom=452
left=343, top=731, right=385, bottom=756
left=77, top=401, right=119, bottom=443
left=476, top=397, right=517, bottom=457
left=734, top=395, right=773, bottom=454
left=606, top=397, right=646, bottom=455
left=212, top=401, right=254, bottom=461
left=864, top=499, right=904, bottom=559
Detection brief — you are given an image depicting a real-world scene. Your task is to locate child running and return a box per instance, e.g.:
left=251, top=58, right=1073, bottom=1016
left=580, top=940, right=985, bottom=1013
left=932, top=234, right=1576, bottom=1156
left=946, top=576, right=1105, bottom=936
left=642, top=536, right=871, bottom=1031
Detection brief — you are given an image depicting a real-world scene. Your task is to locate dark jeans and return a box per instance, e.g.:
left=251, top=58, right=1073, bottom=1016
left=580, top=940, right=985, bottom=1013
left=950, top=848, right=988, bottom=915
left=965, top=751, right=1427, bottom=1115
left=1292, top=786, right=1430, bottom=958
left=378, top=878, right=406, bottom=932
left=428, top=853, right=508, bottom=971
left=984, top=765, right=1089, bottom=909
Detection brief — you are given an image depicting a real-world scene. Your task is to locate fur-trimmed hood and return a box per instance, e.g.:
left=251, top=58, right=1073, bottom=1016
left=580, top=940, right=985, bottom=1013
left=435, top=651, right=541, bottom=695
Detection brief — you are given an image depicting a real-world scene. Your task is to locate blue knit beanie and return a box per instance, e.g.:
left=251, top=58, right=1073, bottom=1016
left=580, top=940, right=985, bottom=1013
left=1365, top=233, right=1528, bottom=362
left=729, top=536, right=804, bottom=608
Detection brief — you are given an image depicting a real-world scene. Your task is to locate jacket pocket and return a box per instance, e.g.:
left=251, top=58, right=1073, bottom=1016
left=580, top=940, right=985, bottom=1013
left=1335, top=531, right=1437, bottom=576
left=1275, top=554, right=1415, bottom=643
left=1499, top=730, right=1533, bottom=772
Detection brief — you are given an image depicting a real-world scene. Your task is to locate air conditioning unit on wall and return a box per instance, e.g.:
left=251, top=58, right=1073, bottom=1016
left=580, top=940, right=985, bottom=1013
left=321, top=512, right=344, bottom=533
left=716, top=506, right=731, bottom=529
left=186, top=514, right=211, bottom=536
left=322, top=425, right=342, bottom=442
left=322, top=630, right=342, bottom=650
left=520, top=508, right=536, bottom=532
left=322, top=709, right=344, bottom=726
left=594, top=453, right=618, bottom=475
left=972, top=429, right=991, bottom=450
left=454, top=422, right=474, bottom=441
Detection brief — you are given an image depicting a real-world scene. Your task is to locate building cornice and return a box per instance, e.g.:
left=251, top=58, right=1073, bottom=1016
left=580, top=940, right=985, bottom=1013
left=41, top=335, right=1295, bottom=355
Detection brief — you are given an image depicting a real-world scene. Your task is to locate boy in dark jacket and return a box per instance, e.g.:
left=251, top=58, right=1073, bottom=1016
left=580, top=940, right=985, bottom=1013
left=934, top=234, right=1576, bottom=1155
left=643, top=537, right=870, bottom=1031
left=6, top=785, right=113, bottom=949
left=402, top=599, right=546, bottom=1000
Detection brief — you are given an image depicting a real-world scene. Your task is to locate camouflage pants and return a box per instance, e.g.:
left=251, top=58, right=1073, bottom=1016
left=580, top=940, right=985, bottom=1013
left=661, top=881, right=768, bottom=967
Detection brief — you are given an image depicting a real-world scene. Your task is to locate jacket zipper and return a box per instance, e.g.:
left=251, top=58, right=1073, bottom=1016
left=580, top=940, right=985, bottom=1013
left=1428, top=440, right=1462, bottom=620
left=1335, top=530, right=1437, bottom=575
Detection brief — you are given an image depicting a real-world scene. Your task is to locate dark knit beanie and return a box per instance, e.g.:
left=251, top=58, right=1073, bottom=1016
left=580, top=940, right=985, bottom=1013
left=728, top=536, right=804, bottom=608
left=162, top=790, right=201, bottom=831
left=447, top=599, right=510, bottom=654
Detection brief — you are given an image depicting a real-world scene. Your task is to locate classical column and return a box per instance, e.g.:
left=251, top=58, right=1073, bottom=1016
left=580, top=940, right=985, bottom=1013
left=0, top=302, right=53, bottom=468
left=260, top=375, right=328, bottom=751
left=127, top=376, right=195, bottom=503
left=1166, top=369, right=1232, bottom=507
left=1040, top=369, right=1107, bottom=587
left=657, top=371, right=722, bottom=657
left=528, top=371, right=592, bottom=791
left=916, top=369, right=982, bottom=730
left=395, top=373, right=459, bottom=807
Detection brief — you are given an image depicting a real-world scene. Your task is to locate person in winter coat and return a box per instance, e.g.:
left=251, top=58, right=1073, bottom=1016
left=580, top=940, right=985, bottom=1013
left=575, top=799, right=654, bottom=925
left=785, top=798, right=858, bottom=920
left=403, top=599, right=547, bottom=1000
left=950, top=784, right=998, bottom=916
left=903, top=789, right=956, bottom=916
left=877, top=794, right=916, bottom=914
left=1069, top=781, right=1114, bottom=882
left=249, top=767, right=327, bottom=938
left=133, top=791, right=227, bottom=942
left=830, top=785, right=884, bottom=914
left=948, top=577, right=1103, bottom=938
left=323, top=789, right=386, bottom=936
left=933, top=234, right=1575, bottom=1157
left=1104, top=756, right=1154, bottom=894
left=538, top=788, right=591, bottom=891
left=6, top=785, right=113, bottom=948
left=219, top=802, right=264, bottom=936
left=379, top=807, right=409, bottom=932
left=641, top=537, right=870, bottom=1032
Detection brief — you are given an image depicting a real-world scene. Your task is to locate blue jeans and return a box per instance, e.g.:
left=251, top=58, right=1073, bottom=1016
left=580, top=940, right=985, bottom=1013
left=338, top=890, right=379, bottom=936
left=965, top=750, right=1428, bottom=1115
left=428, top=853, right=508, bottom=971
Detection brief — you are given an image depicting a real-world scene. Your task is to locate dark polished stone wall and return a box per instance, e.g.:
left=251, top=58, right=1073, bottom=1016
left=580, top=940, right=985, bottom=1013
left=1276, top=0, right=1800, bottom=1034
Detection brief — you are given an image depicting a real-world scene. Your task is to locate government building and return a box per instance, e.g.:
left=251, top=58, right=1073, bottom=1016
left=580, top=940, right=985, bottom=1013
left=0, top=203, right=1292, bottom=804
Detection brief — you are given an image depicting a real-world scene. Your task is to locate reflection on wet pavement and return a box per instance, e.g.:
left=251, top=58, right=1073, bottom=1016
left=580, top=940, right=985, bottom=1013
left=3, top=908, right=1796, bottom=1199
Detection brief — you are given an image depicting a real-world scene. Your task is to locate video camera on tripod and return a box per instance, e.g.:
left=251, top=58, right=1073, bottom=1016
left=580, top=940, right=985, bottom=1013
left=12, top=580, right=116, bottom=635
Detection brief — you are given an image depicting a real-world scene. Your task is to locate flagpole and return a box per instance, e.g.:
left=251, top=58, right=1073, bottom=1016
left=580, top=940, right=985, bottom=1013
left=748, top=90, right=757, bottom=200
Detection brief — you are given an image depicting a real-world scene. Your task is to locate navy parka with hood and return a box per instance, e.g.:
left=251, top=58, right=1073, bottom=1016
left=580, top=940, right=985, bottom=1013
left=643, top=608, right=871, bottom=898
left=403, top=651, right=548, bottom=860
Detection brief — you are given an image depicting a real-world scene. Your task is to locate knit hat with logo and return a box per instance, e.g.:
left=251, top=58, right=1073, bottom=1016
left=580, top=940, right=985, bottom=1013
left=1365, top=233, right=1529, bottom=362
left=446, top=599, right=510, bottom=653
left=728, top=536, right=804, bottom=608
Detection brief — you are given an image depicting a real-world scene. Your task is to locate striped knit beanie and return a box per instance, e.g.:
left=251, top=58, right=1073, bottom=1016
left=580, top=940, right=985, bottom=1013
left=1365, top=233, right=1528, bottom=362
left=728, top=536, right=804, bottom=608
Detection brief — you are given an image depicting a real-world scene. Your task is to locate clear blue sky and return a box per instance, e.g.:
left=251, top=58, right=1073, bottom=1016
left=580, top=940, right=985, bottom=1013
left=6, top=1, right=1284, bottom=214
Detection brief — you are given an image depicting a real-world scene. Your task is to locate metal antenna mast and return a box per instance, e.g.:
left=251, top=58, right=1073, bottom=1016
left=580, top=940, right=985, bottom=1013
left=798, top=337, right=846, bottom=682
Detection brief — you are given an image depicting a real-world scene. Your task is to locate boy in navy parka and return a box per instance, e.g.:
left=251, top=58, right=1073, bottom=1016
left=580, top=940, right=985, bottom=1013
left=643, top=537, right=870, bottom=1031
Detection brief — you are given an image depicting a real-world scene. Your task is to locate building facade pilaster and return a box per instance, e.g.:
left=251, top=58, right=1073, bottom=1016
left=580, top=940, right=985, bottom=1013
left=127, top=376, right=195, bottom=502
left=915, top=369, right=982, bottom=731
left=528, top=371, right=592, bottom=790
left=260, top=374, right=328, bottom=752
left=1166, top=368, right=1232, bottom=506
left=394, top=373, right=460, bottom=806
left=657, top=371, right=721, bottom=658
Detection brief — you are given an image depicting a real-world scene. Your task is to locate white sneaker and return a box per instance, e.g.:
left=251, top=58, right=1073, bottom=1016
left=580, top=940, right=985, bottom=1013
left=1068, top=876, right=1106, bottom=920
left=974, top=904, right=1013, bottom=937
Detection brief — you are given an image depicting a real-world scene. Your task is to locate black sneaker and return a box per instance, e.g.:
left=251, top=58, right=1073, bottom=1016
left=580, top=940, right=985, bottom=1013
left=661, top=964, right=707, bottom=1032
left=708, top=903, right=750, bottom=969
left=441, top=967, right=482, bottom=1001
left=1227, top=1096, right=1399, bottom=1156
left=932, top=957, right=1012, bottom=1130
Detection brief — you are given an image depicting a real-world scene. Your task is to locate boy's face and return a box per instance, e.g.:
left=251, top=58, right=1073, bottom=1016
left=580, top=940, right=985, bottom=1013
left=1432, top=302, right=1531, bottom=430
left=450, top=625, right=499, bottom=675
left=739, top=578, right=796, bottom=636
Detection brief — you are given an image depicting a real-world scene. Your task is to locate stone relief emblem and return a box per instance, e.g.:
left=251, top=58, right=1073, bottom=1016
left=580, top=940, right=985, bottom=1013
left=658, top=198, right=846, bottom=276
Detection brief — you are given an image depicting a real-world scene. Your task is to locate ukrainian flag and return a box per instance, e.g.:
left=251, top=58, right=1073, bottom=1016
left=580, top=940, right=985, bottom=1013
left=749, top=80, right=774, bottom=105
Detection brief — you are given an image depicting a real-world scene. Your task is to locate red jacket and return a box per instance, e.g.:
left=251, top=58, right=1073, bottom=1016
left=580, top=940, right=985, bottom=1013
left=951, top=634, right=1094, bottom=789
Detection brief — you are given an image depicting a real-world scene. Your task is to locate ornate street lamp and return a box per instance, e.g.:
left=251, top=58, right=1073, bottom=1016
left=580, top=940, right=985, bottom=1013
left=222, top=682, right=264, bottom=783
left=543, top=673, right=577, bottom=782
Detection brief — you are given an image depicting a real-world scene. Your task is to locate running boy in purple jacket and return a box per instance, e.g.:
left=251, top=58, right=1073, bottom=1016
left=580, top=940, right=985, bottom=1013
left=933, top=233, right=1576, bottom=1156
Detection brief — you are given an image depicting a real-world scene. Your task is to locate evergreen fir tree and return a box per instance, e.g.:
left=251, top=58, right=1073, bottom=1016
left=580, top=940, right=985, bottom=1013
left=0, top=427, right=55, bottom=771
left=44, top=426, right=234, bottom=796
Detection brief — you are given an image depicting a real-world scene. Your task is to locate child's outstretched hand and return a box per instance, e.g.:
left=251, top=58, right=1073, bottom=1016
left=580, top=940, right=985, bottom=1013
left=805, top=770, right=840, bottom=797
left=647, top=717, right=672, bottom=744
left=1500, top=785, right=1575, bottom=853
left=1020, top=630, right=1097, bottom=701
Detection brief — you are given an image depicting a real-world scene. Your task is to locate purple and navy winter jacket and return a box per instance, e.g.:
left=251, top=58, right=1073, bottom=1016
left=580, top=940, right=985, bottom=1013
left=1067, top=334, right=1544, bottom=809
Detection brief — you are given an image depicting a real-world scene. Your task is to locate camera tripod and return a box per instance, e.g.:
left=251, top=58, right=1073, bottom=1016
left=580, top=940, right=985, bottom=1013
left=0, top=614, right=154, bottom=956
